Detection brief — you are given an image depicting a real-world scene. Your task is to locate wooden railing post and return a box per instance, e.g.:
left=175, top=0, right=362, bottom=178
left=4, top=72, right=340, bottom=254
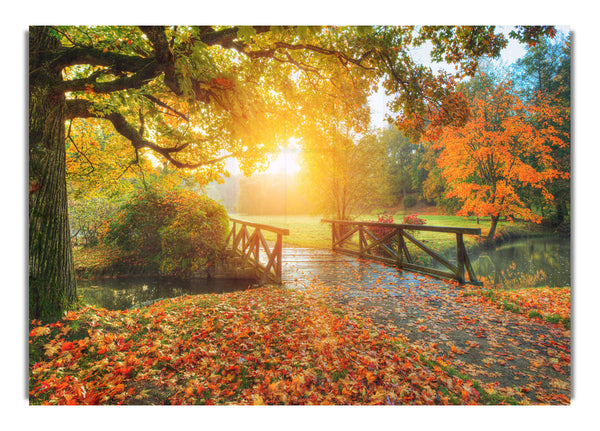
left=358, top=225, right=365, bottom=256
left=232, top=220, right=236, bottom=246
left=456, top=233, right=465, bottom=284
left=396, top=227, right=402, bottom=267
left=254, top=230, right=260, bottom=264
left=331, top=222, right=337, bottom=250
left=276, top=233, right=283, bottom=283
left=228, top=218, right=289, bottom=285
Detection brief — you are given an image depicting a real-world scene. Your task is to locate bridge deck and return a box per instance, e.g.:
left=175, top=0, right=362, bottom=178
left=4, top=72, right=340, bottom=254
left=275, top=247, right=570, bottom=404
left=280, top=247, right=449, bottom=294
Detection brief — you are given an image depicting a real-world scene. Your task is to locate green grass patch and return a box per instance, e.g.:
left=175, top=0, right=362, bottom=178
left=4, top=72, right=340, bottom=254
left=230, top=213, right=545, bottom=256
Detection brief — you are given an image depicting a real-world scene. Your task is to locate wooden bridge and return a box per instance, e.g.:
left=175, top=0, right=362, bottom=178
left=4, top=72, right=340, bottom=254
left=225, top=218, right=482, bottom=287
left=225, top=218, right=289, bottom=284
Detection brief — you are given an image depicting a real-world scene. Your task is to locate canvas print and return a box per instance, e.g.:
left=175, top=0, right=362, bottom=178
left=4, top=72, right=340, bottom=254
left=29, top=25, right=570, bottom=406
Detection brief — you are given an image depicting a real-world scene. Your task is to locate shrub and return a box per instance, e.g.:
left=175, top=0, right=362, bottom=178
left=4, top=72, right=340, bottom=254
left=403, top=195, right=418, bottom=208
left=69, top=196, right=120, bottom=247
left=103, top=186, right=229, bottom=277
left=367, top=214, right=398, bottom=256
left=402, top=215, right=427, bottom=225
left=369, top=213, right=396, bottom=237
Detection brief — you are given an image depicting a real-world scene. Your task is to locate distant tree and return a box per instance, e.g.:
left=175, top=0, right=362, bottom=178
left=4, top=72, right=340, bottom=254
left=300, top=126, right=390, bottom=220
left=436, top=76, right=569, bottom=241
left=382, top=127, right=417, bottom=202
left=513, top=33, right=571, bottom=225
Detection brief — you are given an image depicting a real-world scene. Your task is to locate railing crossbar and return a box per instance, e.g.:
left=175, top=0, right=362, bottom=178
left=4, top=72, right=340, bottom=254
left=362, top=227, right=398, bottom=259
left=400, top=229, right=457, bottom=274
left=322, top=219, right=482, bottom=286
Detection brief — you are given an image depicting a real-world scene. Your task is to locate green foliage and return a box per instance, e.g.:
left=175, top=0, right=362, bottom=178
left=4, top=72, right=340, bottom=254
left=300, top=128, right=391, bottom=220
left=402, top=195, right=418, bottom=208
left=381, top=126, right=429, bottom=204
left=69, top=195, right=120, bottom=247
left=512, top=33, right=571, bottom=227
left=103, top=186, right=228, bottom=277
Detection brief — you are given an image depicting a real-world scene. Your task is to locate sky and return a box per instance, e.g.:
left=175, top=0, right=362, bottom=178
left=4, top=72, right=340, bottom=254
left=369, top=25, right=571, bottom=129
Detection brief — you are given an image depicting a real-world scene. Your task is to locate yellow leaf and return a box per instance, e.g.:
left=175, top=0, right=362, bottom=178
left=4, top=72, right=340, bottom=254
left=29, top=326, right=51, bottom=337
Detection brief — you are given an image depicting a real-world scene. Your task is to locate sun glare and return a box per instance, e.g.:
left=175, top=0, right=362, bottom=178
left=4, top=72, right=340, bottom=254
left=266, top=139, right=301, bottom=175
left=223, top=138, right=301, bottom=176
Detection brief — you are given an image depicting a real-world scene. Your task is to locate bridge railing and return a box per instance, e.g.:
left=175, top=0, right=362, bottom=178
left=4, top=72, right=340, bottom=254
left=225, top=218, right=289, bottom=284
left=322, top=219, right=482, bottom=286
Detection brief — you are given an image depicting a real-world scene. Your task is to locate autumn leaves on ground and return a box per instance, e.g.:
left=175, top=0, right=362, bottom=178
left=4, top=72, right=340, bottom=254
left=29, top=280, right=570, bottom=405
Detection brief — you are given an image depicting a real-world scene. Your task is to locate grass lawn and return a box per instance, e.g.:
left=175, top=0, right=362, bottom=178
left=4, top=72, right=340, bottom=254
left=229, top=213, right=538, bottom=252
left=229, top=215, right=334, bottom=249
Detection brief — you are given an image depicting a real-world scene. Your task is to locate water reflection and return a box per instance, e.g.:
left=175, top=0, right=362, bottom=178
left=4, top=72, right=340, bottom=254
left=470, top=236, right=570, bottom=289
left=78, top=277, right=254, bottom=311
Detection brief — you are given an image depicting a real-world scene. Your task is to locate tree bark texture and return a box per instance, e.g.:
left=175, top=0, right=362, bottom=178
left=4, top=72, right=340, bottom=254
left=486, top=214, right=499, bottom=244
left=29, top=27, right=77, bottom=322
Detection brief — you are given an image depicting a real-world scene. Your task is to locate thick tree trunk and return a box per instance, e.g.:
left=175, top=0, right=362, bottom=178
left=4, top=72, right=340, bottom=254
left=29, top=27, right=77, bottom=322
left=486, top=214, right=499, bottom=244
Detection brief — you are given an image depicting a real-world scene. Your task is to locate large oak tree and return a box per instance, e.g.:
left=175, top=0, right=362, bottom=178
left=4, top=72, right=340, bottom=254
left=29, top=25, right=553, bottom=321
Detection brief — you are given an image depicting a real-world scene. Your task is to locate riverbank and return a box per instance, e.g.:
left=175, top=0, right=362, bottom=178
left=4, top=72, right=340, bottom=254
left=73, top=214, right=567, bottom=283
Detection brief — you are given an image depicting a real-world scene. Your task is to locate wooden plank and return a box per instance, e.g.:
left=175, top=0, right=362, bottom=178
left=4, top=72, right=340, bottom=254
left=332, top=247, right=362, bottom=258
left=258, top=230, right=277, bottom=284
left=240, top=229, right=259, bottom=268
left=230, top=218, right=290, bottom=235
left=400, top=230, right=457, bottom=273
left=322, top=219, right=481, bottom=235
left=398, top=231, right=412, bottom=263
left=462, top=242, right=482, bottom=285
left=276, top=234, right=283, bottom=282
left=359, top=226, right=367, bottom=251
left=231, top=224, right=248, bottom=252
left=400, top=262, right=457, bottom=280
left=332, top=225, right=360, bottom=249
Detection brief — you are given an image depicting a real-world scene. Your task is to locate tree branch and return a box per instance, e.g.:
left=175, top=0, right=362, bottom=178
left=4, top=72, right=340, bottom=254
left=57, top=61, right=161, bottom=94
left=52, top=47, right=154, bottom=72
left=241, top=40, right=375, bottom=71
left=65, top=99, right=239, bottom=169
left=143, top=94, right=189, bottom=122
left=138, top=26, right=181, bottom=94
left=65, top=120, right=95, bottom=175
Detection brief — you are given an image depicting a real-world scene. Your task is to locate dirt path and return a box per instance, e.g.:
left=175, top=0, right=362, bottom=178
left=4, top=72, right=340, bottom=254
left=282, top=248, right=571, bottom=405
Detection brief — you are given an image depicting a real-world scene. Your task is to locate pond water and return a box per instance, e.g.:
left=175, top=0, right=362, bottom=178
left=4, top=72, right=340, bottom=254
left=469, top=235, right=571, bottom=289
left=78, top=235, right=571, bottom=310
left=78, top=277, right=254, bottom=311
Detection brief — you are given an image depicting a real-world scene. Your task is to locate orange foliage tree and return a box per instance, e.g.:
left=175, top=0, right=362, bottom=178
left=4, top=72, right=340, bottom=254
left=434, top=77, right=569, bottom=241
